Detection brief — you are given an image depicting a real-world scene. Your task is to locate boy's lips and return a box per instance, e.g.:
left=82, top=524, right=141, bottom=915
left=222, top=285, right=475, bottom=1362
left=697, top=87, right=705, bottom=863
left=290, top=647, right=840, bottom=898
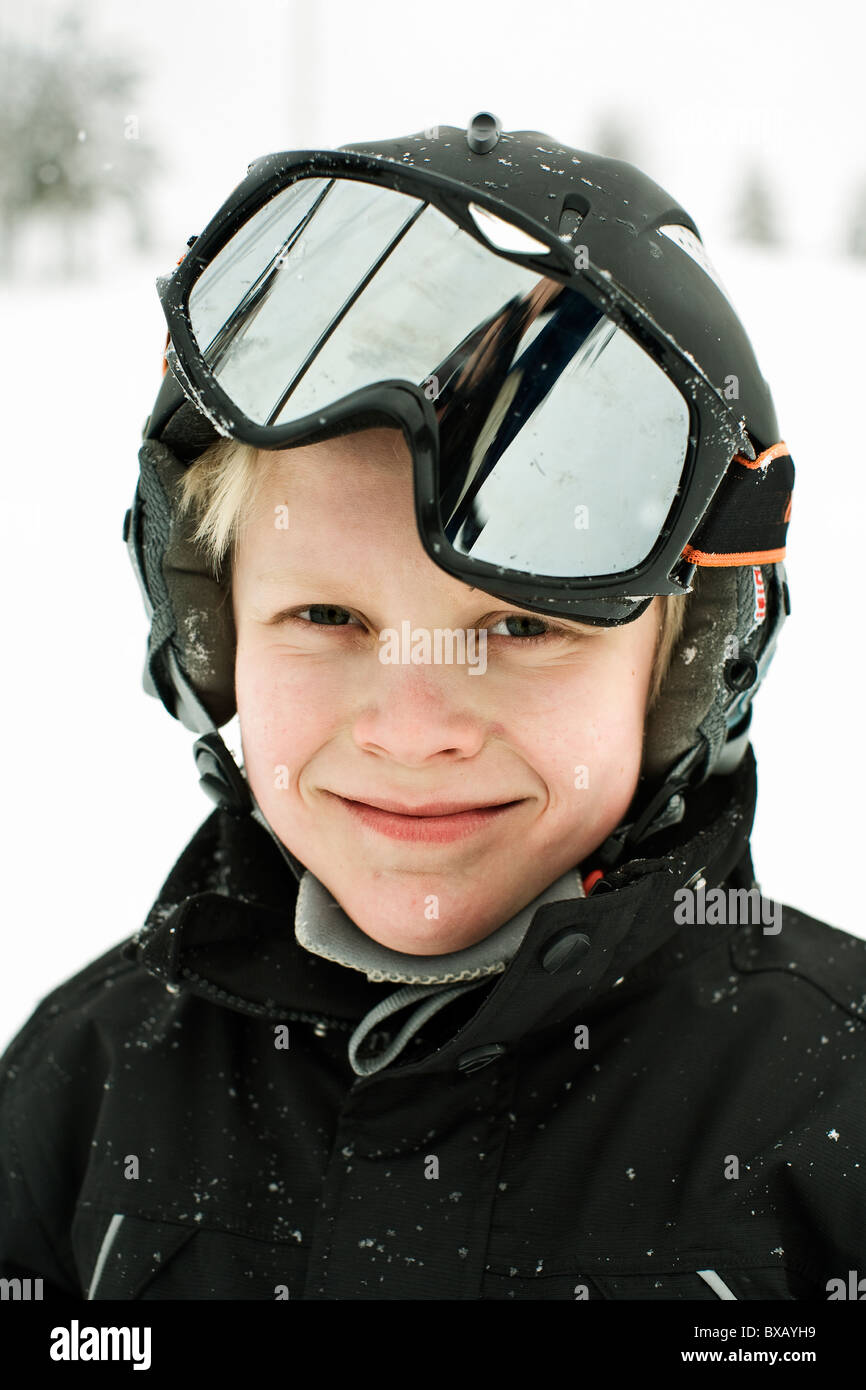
left=335, top=794, right=523, bottom=816
left=324, top=791, right=526, bottom=843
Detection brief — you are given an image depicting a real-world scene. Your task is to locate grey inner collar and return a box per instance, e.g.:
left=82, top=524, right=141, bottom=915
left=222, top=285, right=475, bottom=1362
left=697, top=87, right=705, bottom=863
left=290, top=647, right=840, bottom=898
left=294, top=863, right=586, bottom=985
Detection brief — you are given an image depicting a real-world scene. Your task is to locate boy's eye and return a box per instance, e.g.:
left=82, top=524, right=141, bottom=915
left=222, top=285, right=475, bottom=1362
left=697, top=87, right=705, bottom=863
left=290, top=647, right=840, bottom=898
left=281, top=607, right=577, bottom=645
left=296, top=604, right=358, bottom=627
left=488, top=615, right=556, bottom=641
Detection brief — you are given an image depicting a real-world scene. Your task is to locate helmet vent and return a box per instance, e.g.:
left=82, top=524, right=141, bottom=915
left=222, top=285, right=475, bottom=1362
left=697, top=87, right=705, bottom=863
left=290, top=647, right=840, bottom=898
left=558, top=208, right=586, bottom=243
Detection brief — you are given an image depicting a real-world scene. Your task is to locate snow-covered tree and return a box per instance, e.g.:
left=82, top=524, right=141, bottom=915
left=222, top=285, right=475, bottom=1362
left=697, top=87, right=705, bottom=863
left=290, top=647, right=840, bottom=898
left=846, top=178, right=866, bottom=259
left=0, top=9, right=160, bottom=276
left=591, top=112, right=641, bottom=165
left=732, top=167, right=780, bottom=247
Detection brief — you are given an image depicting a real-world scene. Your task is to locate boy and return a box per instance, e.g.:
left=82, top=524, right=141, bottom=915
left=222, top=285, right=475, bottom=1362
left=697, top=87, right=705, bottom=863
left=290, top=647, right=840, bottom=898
left=1, top=115, right=864, bottom=1302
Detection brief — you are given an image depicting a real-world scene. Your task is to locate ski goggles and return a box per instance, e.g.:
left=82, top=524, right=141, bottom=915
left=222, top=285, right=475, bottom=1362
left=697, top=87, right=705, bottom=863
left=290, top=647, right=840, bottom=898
left=156, top=148, right=786, bottom=625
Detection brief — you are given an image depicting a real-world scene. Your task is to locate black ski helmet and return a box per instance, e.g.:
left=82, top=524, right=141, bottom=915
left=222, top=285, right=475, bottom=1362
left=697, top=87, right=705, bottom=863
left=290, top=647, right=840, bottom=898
left=125, top=113, right=793, bottom=874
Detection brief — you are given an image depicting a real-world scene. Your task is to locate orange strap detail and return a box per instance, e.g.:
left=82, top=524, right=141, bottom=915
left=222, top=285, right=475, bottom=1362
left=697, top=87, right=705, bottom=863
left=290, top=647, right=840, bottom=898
left=681, top=544, right=786, bottom=566
left=582, top=868, right=604, bottom=895
left=732, top=440, right=789, bottom=470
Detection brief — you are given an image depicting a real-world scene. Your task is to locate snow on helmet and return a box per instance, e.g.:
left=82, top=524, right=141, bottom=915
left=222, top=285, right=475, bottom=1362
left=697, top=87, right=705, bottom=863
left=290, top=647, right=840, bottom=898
left=124, top=114, right=793, bottom=871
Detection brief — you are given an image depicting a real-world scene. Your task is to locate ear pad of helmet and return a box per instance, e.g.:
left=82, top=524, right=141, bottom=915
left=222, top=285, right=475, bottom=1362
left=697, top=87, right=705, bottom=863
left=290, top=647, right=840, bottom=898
left=138, top=438, right=237, bottom=728
left=642, top=564, right=775, bottom=785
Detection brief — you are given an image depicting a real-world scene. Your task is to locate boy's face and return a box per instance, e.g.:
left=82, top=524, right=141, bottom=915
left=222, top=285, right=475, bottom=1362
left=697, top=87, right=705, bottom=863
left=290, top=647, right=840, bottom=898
left=233, top=428, right=661, bottom=955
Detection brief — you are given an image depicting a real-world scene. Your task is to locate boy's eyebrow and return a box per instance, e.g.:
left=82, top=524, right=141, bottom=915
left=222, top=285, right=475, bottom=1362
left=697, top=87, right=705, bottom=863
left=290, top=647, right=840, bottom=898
left=254, top=567, right=467, bottom=589
left=254, top=567, right=324, bottom=584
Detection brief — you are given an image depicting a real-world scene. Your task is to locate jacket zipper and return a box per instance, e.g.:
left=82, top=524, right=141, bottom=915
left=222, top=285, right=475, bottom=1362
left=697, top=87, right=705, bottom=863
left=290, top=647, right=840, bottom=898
left=697, top=1269, right=738, bottom=1299
left=87, top=1212, right=125, bottom=1299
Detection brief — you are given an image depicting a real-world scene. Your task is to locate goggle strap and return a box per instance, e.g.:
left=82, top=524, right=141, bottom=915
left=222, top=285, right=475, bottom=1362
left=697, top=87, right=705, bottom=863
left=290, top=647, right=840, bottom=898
left=682, top=442, right=794, bottom=568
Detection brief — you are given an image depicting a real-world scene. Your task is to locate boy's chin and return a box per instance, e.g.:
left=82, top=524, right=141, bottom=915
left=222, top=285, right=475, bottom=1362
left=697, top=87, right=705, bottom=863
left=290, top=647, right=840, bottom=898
left=329, top=882, right=509, bottom=957
left=353, top=917, right=499, bottom=957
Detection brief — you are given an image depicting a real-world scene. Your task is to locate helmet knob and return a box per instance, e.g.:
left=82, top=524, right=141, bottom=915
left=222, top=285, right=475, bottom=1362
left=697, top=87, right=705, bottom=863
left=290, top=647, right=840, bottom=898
left=466, top=111, right=502, bottom=154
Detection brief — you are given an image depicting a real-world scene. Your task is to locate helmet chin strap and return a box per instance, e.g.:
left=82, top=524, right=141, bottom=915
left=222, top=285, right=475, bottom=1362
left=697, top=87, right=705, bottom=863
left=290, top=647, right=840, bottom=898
left=192, top=728, right=308, bottom=884
left=160, top=644, right=309, bottom=885
left=593, top=742, right=705, bottom=872
left=594, top=705, right=755, bottom=874
left=249, top=802, right=308, bottom=885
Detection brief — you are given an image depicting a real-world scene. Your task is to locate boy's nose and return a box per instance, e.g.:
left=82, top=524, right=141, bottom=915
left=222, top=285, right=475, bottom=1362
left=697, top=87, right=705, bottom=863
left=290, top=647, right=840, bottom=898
left=351, top=663, right=489, bottom=766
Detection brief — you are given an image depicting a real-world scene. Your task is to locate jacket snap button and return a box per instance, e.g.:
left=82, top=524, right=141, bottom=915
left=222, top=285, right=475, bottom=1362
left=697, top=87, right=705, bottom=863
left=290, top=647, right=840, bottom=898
left=540, top=928, right=592, bottom=974
left=457, top=1044, right=506, bottom=1073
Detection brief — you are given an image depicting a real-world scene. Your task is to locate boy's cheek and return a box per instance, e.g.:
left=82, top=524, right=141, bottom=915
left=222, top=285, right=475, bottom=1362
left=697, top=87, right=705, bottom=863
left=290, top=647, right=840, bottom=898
left=236, top=645, right=316, bottom=734
left=235, top=656, right=293, bottom=792
left=235, top=659, right=338, bottom=809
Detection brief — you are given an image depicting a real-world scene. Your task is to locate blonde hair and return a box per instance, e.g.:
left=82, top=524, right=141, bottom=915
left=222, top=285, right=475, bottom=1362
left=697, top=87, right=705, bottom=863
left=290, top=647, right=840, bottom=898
left=177, top=434, right=689, bottom=710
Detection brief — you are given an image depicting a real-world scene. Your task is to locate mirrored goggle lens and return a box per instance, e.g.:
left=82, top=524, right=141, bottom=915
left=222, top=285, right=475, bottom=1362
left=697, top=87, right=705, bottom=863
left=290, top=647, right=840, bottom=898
left=186, top=175, right=690, bottom=578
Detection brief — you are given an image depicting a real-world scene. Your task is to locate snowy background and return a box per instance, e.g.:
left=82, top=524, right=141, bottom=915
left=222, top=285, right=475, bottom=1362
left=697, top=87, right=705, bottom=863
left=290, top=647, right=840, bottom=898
left=1, top=0, right=865, bottom=1044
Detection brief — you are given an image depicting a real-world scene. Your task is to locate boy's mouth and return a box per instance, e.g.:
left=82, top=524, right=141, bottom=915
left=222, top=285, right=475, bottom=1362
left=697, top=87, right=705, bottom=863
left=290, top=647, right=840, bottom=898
left=325, top=792, right=526, bottom=843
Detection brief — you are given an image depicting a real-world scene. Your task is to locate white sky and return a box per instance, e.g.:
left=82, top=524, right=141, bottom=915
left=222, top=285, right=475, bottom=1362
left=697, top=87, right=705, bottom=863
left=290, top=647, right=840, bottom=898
left=8, top=0, right=866, bottom=257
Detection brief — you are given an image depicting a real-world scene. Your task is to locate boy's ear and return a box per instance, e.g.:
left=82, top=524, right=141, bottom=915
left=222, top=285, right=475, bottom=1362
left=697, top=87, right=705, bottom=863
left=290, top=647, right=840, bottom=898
left=138, top=439, right=237, bottom=729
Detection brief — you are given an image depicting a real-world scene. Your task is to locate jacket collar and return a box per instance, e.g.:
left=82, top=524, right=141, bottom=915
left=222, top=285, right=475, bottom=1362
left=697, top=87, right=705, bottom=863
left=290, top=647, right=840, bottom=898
left=124, top=746, right=758, bottom=1057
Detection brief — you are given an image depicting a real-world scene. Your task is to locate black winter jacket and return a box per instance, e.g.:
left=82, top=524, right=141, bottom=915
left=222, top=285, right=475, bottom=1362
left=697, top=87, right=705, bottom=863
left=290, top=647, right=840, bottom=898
left=1, top=744, right=865, bottom=1301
